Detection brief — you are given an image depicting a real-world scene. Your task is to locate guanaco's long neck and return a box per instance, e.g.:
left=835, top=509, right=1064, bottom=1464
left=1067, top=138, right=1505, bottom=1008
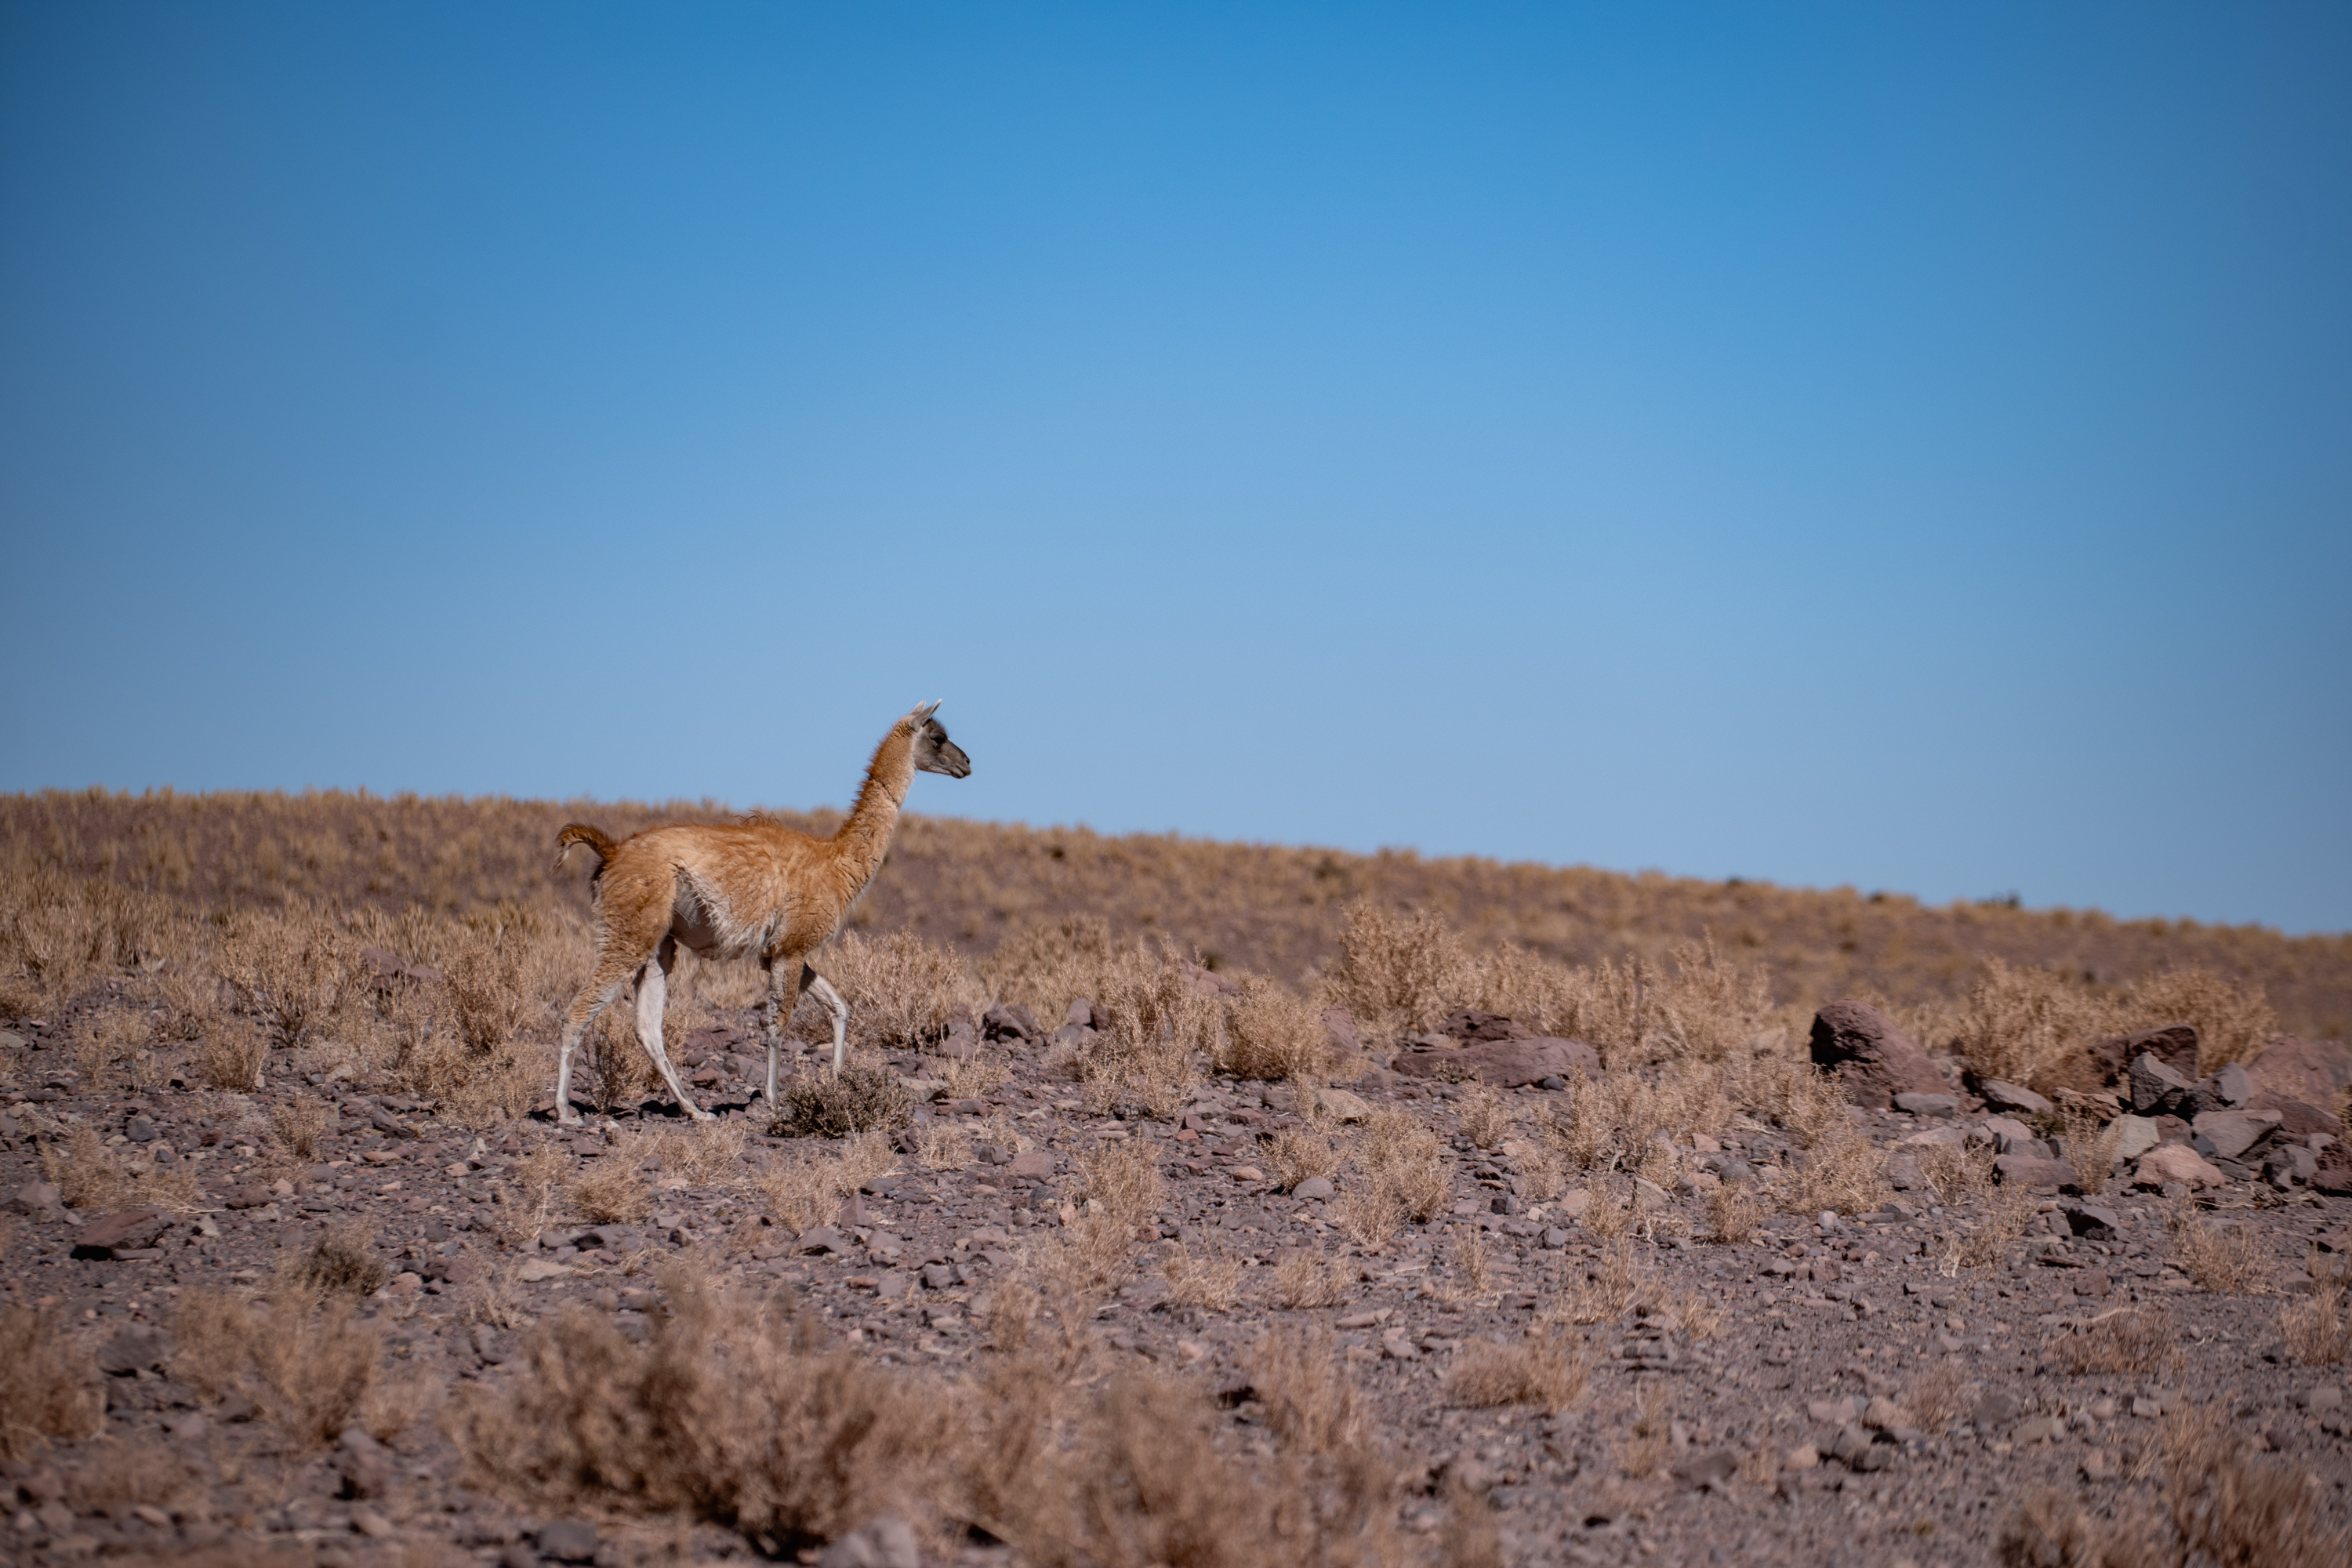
left=830, top=720, right=916, bottom=895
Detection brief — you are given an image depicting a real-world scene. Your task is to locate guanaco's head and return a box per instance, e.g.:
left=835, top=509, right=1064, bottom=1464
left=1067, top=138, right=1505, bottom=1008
left=908, top=701, right=972, bottom=778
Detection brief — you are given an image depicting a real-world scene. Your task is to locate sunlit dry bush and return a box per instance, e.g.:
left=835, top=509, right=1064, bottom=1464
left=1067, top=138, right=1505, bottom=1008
left=2279, top=1273, right=2352, bottom=1366
left=0, top=872, right=172, bottom=1016
left=2169, top=1210, right=2269, bottom=1294
left=1220, top=975, right=1334, bottom=1081
left=822, top=929, right=986, bottom=1051
left=1316, top=902, right=1469, bottom=1041
left=776, top=1064, right=914, bottom=1138
left=1074, top=937, right=1216, bottom=1119
left=1543, top=1236, right=1651, bottom=1325
left=442, top=924, right=543, bottom=1054
left=217, top=907, right=361, bottom=1048
left=1958, top=1181, right=2043, bottom=1270
left=272, top=1094, right=330, bottom=1160
left=940, top=1050, right=1011, bottom=1100
left=979, top=915, right=1123, bottom=1023
left=1265, top=1126, right=1341, bottom=1192
left=1273, top=1251, right=1352, bottom=1309
left=1076, top=1140, right=1163, bottom=1231
left=1353, top=1107, right=1450, bottom=1228
left=2049, top=1308, right=2176, bottom=1377
left=39, top=1122, right=200, bottom=1214
left=1548, top=1060, right=1736, bottom=1172
left=0, top=1307, right=103, bottom=1458
left=757, top=1131, right=894, bottom=1232
left=2125, top=966, right=2280, bottom=1074
left=1162, top=1244, right=1244, bottom=1312
left=643, top=1117, right=751, bottom=1188
left=1454, top=1083, right=1511, bottom=1149
left=1956, top=959, right=2278, bottom=1088
left=570, top=1153, right=652, bottom=1225
left=72, top=1005, right=151, bottom=1091
left=1444, top=1334, right=1588, bottom=1413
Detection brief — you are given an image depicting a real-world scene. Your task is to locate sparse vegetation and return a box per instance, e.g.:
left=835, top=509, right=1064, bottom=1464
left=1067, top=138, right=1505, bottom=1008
left=0, top=1308, right=103, bottom=1458
left=775, top=1063, right=914, bottom=1137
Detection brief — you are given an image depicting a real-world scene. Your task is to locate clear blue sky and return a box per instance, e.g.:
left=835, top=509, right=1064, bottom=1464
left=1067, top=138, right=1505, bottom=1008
left=3, top=4, right=2347, bottom=933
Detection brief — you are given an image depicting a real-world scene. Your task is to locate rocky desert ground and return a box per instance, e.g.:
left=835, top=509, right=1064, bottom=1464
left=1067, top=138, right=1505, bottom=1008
left=2, top=796, right=2350, bottom=1567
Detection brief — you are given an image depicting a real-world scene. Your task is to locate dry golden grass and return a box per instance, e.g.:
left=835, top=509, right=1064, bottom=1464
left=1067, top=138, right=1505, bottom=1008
left=1705, top=1180, right=1763, bottom=1243
left=1076, top=1140, right=1163, bottom=1231
left=217, top=908, right=362, bottom=1048
left=1265, top=1126, right=1341, bottom=1192
left=1355, top=1107, right=1450, bottom=1227
left=914, top=1122, right=975, bottom=1171
left=13, top=791, right=2345, bottom=1055
left=775, top=1064, right=913, bottom=1137
left=1961, top=957, right=2283, bottom=1087
left=1544, top=1236, right=1651, bottom=1325
left=2048, top=1308, right=2176, bottom=1377
left=0, top=1307, right=103, bottom=1458
left=271, top=1094, right=329, bottom=1160
left=642, top=1117, right=750, bottom=1187
left=757, top=1132, right=895, bottom=1233
left=2278, top=1274, right=2351, bottom=1365
left=823, top=928, right=986, bottom=1050
left=2057, top=1108, right=2122, bottom=1195
left=67, top=1434, right=201, bottom=1514
left=1220, top=975, right=1334, bottom=1081
left=2169, top=1210, right=2270, bottom=1294
left=1918, top=1139, right=1995, bottom=1207
left=1454, top=1083, right=1511, bottom=1149
left=170, top=1281, right=391, bottom=1450
left=1443, top=1334, right=1588, bottom=1413
left=1907, top=1359, right=1973, bottom=1435
left=1333, top=1184, right=1407, bottom=1251
left=569, top=1155, right=652, bottom=1225
left=195, top=1021, right=268, bottom=1091
left=1612, top=1384, right=1672, bottom=1479
left=295, top=1223, right=389, bottom=1298
left=1162, top=1244, right=1245, bottom=1312
left=939, top=1050, right=1011, bottom=1100
left=36, top=1120, right=201, bottom=1215
left=1958, top=1181, right=2043, bottom=1270
left=1316, top=902, right=1468, bottom=1040
left=1272, top=1251, right=1352, bottom=1309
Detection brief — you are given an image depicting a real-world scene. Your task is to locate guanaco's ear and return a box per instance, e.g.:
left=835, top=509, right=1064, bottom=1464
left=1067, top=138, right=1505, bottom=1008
left=911, top=699, right=942, bottom=724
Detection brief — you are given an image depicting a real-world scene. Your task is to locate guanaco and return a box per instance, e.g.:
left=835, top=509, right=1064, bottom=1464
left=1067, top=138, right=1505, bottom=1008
left=549, top=702, right=971, bottom=1123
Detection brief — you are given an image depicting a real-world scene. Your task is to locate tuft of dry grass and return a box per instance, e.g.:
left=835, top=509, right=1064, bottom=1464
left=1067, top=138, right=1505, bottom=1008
left=1316, top=902, right=1468, bottom=1041
left=36, top=1120, right=201, bottom=1215
left=1219, top=975, right=1334, bottom=1081
left=271, top=1094, right=329, bottom=1160
left=569, top=1155, right=652, bottom=1225
left=1959, top=958, right=2281, bottom=1088
left=1162, top=1244, right=1245, bottom=1312
left=1076, top=1140, right=1163, bottom=1231
left=67, top=1434, right=201, bottom=1515
left=1918, top=1139, right=1996, bottom=1207
left=1354, top=1107, right=1451, bottom=1229
left=2278, top=1272, right=2351, bottom=1366
left=1443, top=1334, right=1588, bottom=1413
left=295, top=1224, right=389, bottom=1298
left=1454, top=1083, right=1511, bottom=1149
left=1907, top=1359, right=1973, bottom=1434
left=1265, top=1126, right=1341, bottom=1192
left=915, top=1121, right=975, bottom=1171
left=1705, top=1180, right=1763, bottom=1243
left=72, top=1006, right=151, bottom=1091
left=2056, top=1108, right=2122, bottom=1196
left=775, top=1062, right=914, bottom=1138
left=176, top=1281, right=390, bottom=1449
left=1272, top=1250, right=1352, bottom=1309
left=643, top=1117, right=750, bottom=1188
left=1999, top=1488, right=2165, bottom=1567
left=1954, top=1180, right=2042, bottom=1270
left=0, top=1307, right=104, bottom=1458
left=1612, top=1384, right=1673, bottom=1479
left=2168, top=1210, right=2269, bottom=1294
left=940, top=1050, right=1011, bottom=1100
left=2048, top=1308, right=2176, bottom=1377
left=1544, top=1236, right=1651, bottom=1325
left=822, top=929, right=986, bottom=1051
left=196, top=1021, right=269, bottom=1091
left=450, top=1265, right=960, bottom=1548
left=1334, top=1184, right=1407, bottom=1251
left=757, top=1133, right=895, bottom=1234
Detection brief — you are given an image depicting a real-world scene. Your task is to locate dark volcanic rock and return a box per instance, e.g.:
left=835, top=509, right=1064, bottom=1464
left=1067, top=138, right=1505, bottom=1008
left=1809, top=1001, right=1944, bottom=1109
left=1441, top=1010, right=1534, bottom=1044
left=71, top=1206, right=171, bottom=1259
left=2040, top=1023, right=2199, bottom=1095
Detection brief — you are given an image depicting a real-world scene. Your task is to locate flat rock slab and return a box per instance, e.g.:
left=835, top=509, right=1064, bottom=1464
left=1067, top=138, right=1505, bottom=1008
left=1389, top=1036, right=1599, bottom=1087
left=71, top=1206, right=170, bottom=1258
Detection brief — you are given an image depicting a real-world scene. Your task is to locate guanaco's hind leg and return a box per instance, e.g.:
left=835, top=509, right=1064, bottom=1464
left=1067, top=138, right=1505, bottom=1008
left=805, top=967, right=850, bottom=1073
left=556, top=942, right=653, bottom=1126
left=758, top=955, right=809, bottom=1110
left=635, top=935, right=709, bottom=1121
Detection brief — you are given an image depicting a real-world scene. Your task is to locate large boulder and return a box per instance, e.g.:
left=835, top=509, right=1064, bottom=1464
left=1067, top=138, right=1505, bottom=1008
left=2311, top=1141, right=2352, bottom=1196
left=1809, top=1001, right=1944, bottom=1109
left=1391, top=1036, right=1599, bottom=1088
left=2190, top=1108, right=2281, bottom=1162
left=2131, top=1143, right=2225, bottom=1190
left=2245, top=1091, right=2342, bottom=1138
left=2244, top=1036, right=2352, bottom=1109
left=2127, top=1053, right=2196, bottom=1115
left=71, top=1207, right=172, bottom=1260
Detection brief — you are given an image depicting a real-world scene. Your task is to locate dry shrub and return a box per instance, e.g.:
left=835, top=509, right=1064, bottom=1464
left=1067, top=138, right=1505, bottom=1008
left=1549, top=1060, right=1735, bottom=1173
left=2049, top=1308, right=2176, bottom=1377
left=1705, top=1180, right=1762, bottom=1243
left=2280, top=1272, right=2351, bottom=1365
left=962, top=1358, right=1403, bottom=1568
left=73, top=1005, right=151, bottom=1089
left=1613, top=1384, right=1672, bottom=1479
left=217, top=909, right=359, bottom=1047
left=450, top=1265, right=960, bottom=1548
left=570, top=1156, right=652, bottom=1224
left=643, top=1116, right=750, bottom=1187
left=2159, top=1404, right=2349, bottom=1567
left=1907, top=1359, right=1973, bottom=1435
left=1781, top=1119, right=1887, bottom=1216
left=978, top=915, right=1122, bottom=1022
left=514, top=1140, right=571, bottom=1200
left=757, top=1132, right=894, bottom=1233
left=822, top=929, right=985, bottom=1051
left=0, top=1307, right=103, bottom=1458
left=1273, top=1251, right=1352, bottom=1310
left=1958, top=1181, right=2042, bottom=1269
left=1999, top=1489, right=2164, bottom=1567
left=1266, top=1127, right=1341, bottom=1192
left=1076, top=937, right=1217, bottom=1119
left=589, top=1009, right=661, bottom=1112
left=940, top=1050, right=1011, bottom=1100
left=196, top=1021, right=268, bottom=1091
left=2056, top=1109, right=2122, bottom=1194
left=1076, top=1141, right=1163, bottom=1230
left=1515, top=1145, right=1564, bottom=1203
left=1959, top=960, right=2279, bottom=1087
left=1356, top=1108, right=1450, bottom=1225
left=1333, top=1185, right=1406, bottom=1251
left=776, top=1064, right=913, bottom=1137
left=1316, top=902, right=1469, bottom=1040
left=442, top=927, right=542, bottom=1054
left=187, top=1284, right=387, bottom=1448
left=68, top=1434, right=199, bottom=1515
left=296, top=1224, right=389, bottom=1298
left=272, top=1094, right=330, bottom=1160
left=2169, top=1210, right=2268, bottom=1294
left=1248, top=1328, right=1374, bottom=1454
left=40, top=1121, right=126, bottom=1210
left=1220, top=976, right=1333, bottom=1081
left=1454, top=1083, right=1510, bottom=1149
left=1544, top=1236, right=1651, bottom=1325
left=915, top=1122, right=974, bottom=1171
left=1436, top=1224, right=1493, bottom=1301
left=1918, top=1139, right=1995, bottom=1207
left=1162, top=1244, right=1244, bottom=1312
left=154, top=962, right=225, bottom=1042
left=1443, top=1335, right=1588, bottom=1413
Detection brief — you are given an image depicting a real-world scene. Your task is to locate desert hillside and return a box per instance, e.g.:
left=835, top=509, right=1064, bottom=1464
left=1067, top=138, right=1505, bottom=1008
left=4, top=789, right=2347, bottom=1040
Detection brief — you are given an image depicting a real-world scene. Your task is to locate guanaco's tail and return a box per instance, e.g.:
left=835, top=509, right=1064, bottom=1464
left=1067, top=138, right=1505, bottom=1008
left=554, top=823, right=619, bottom=875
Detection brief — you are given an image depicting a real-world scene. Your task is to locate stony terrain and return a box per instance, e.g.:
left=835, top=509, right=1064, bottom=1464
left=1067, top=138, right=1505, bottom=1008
left=3, top=992, right=2350, bottom=1568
